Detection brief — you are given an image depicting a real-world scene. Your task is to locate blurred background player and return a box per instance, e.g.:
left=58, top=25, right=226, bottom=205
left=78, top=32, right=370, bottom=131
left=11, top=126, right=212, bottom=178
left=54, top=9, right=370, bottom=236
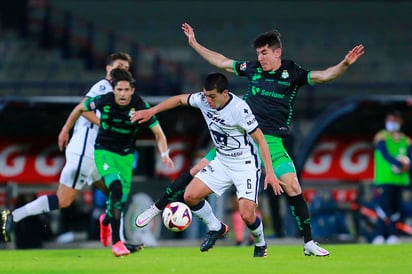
left=1, top=52, right=132, bottom=246
left=371, top=110, right=412, bottom=244
left=58, top=68, right=174, bottom=256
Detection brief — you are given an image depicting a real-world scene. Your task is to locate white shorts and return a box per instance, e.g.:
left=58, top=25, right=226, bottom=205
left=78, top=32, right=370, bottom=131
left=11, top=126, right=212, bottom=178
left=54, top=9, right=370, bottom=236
left=195, top=156, right=261, bottom=203
left=59, top=151, right=101, bottom=190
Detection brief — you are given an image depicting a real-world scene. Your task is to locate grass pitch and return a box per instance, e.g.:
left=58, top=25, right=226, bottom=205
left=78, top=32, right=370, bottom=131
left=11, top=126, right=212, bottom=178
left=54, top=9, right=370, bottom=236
left=1, top=244, right=411, bottom=274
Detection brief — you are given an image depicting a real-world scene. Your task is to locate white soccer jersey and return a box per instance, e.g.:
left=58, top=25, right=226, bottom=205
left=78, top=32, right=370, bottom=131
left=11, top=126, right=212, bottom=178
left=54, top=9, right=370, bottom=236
left=188, top=92, right=259, bottom=164
left=66, top=79, right=112, bottom=158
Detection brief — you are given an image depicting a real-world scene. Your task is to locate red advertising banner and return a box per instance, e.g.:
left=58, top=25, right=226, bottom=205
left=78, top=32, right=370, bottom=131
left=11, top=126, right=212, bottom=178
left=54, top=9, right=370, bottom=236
left=0, top=137, right=65, bottom=184
left=155, top=137, right=200, bottom=180
left=301, top=136, right=374, bottom=182
left=0, top=136, right=197, bottom=184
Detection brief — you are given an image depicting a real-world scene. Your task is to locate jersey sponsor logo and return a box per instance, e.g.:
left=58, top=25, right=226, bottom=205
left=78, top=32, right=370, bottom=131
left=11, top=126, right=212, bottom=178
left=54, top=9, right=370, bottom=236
left=277, top=80, right=291, bottom=87
left=206, top=112, right=226, bottom=125
left=240, top=62, right=247, bottom=71
left=246, top=118, right=256, bottom=126
left=217, top=150, right=243, bottom=158
left=251, top=86, right=285, bottom=98
left=99, top=85, right=106, bottom=91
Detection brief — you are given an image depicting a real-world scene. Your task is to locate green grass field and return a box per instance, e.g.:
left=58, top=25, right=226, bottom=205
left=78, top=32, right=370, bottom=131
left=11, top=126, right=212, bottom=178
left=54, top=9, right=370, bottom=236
left=1, top=244, right=411, bottom=274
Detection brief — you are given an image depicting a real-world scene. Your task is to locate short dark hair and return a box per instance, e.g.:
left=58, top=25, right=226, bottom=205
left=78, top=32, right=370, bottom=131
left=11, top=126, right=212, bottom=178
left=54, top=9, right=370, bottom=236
left=387, top=109, right=403, bottom=120
left=253, top=30, right=282, bottom=50
left=203, top=72, right=228, bottom=93
left=106, top=52, right=132, bottom=66
left=110, top=68, right=135, bottom=88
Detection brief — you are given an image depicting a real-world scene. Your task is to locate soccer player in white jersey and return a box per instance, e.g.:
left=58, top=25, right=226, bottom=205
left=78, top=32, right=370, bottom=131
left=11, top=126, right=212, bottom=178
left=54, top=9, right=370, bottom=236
left=132, top=72, right=283, bottom=257
left=1, top=53, right=132, bottom=247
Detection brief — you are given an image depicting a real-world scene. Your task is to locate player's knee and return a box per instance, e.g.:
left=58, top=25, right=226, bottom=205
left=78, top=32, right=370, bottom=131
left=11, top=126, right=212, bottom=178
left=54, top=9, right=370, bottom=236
left=109, top=180, right=123, bottom=201
left=57, top=195, right=74, bottom=208
left=183, top=192, right=199, bottom=206
left=282, top=179, right=302, bottom=196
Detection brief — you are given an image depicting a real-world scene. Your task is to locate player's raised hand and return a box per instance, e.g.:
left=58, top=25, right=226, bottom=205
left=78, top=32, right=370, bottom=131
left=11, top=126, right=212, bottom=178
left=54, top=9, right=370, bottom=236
left=343, top=44, right=365, bottom=66
left=181, top=22, right=197, bottom=46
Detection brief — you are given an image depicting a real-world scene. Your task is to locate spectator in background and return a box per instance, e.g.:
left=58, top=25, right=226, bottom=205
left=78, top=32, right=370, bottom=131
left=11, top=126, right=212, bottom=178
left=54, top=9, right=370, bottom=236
left=0, top=52, right=132, bottom=245
left=372, top=110, right=412, bottom=244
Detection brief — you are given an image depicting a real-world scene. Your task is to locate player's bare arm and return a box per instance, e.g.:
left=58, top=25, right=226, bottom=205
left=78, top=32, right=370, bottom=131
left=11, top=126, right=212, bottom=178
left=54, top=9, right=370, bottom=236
left=250, top=128, right=284, bottom=195
left=310, top=44, right=365, bottom=84
left=82, top=111, right=100, bottom=126
left=58, top=103, right=87, bottom=151
left=150, top=123, right=175, bottom=169
left=181, top=22, right=234, bottom=72
left=131, top=94, right=189, bottom=124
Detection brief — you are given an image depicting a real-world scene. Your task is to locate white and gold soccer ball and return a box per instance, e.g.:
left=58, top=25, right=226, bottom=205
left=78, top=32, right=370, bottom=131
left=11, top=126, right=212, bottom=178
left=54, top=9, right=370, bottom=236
left=162, top=202, right=192, bottom=232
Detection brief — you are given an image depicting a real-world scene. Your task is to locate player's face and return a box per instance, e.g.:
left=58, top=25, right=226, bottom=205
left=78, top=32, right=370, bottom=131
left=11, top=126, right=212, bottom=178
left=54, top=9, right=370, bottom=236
left=113, top=80, right=134, bottom=106
left=256, top=45, right=281, bottom=71
left=203, top=89, right=228, bottom=109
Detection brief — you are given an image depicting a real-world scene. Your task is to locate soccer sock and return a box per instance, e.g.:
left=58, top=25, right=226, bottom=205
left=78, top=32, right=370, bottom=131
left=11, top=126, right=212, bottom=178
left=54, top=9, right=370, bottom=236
left=12, top=194, right=59, bottom=222
left=154, top=169, right=193, bottom=210
left=286, top=194, right=312, bottom=243
left=108, top=180, right=124, bottom=244
left=247, top=216, right=266, bottom=246
left=190, top=199, right=221, bottom=231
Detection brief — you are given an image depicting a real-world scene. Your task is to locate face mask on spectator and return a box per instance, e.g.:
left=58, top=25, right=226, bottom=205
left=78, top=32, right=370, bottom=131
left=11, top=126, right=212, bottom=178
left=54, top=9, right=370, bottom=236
left=386, top=121, right=400, bottom=132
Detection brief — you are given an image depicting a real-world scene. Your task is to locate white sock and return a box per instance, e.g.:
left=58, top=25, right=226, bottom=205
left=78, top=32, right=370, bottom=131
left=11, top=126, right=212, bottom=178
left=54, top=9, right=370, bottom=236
left=192, top=200, right=222, bottom=231
left=250, top=220, right=266, bottom=246
left=12, top=195, right=50, bottom=222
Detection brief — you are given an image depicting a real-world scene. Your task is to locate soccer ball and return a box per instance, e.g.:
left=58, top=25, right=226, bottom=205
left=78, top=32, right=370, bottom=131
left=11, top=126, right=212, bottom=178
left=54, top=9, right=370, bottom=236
left=162, top=202, right=192, bottom=232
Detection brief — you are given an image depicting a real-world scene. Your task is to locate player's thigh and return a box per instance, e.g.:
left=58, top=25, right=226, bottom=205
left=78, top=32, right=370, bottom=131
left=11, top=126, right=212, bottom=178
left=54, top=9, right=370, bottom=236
left=59, top=152, right=95, bottom=190
left=231, top=164, right=261, bottom=203
left=184, top=177, right=214, bottom=202
left=194, top=158, right=232, bottom=196
left=279, top=172, right=302, bottom=195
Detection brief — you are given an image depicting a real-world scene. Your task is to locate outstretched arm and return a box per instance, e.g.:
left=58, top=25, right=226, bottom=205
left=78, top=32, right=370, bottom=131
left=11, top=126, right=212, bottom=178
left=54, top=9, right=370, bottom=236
left=182, top=22, right=234, bottom=72
left=310, top=44, right=365, bottom=84
left=131, top=94, right=190, bottom=124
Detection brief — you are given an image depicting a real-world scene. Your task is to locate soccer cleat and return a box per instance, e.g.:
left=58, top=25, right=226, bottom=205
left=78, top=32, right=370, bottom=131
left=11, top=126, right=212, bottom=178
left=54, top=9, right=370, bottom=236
left=99, top=213, right=112, bottom=247
left=112, top=241, right=131, bottom=257
left=1, top=209, right=13, bottom=242
left=372, top=235, right=385, bottom=245
left=200, top=223, right=229, bottom=252
left=303, top=240, right=330, bottom=256
left=253, top=244, right=268, bottom=257
left=124, top=243, right=144, bottom=253
left=386, top=235, right=400, bottom=245
left=135, top=205, right=161, bottom=228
